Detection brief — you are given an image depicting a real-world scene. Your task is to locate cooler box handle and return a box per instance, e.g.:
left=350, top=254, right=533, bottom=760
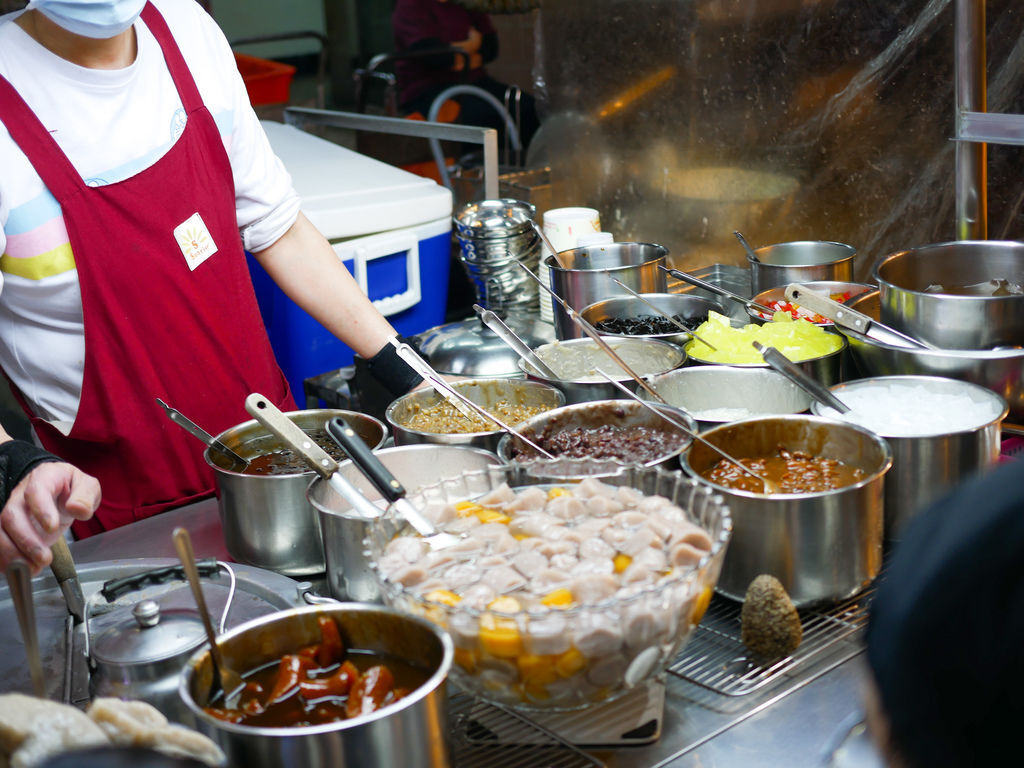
left=333, top=228, right=421, bottom=317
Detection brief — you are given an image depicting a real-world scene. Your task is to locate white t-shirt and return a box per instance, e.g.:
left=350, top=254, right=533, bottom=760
left=0, top=0, right=301, bottom=426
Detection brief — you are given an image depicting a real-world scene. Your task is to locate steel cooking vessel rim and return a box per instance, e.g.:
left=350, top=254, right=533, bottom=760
left=367, top=460, right=732, bottom=621
left=519, top=336, right=686, bottom=383
left=203, top=409, right=387, bottom=477
left=680, top=413, right=893, bottom=499
left=385, top=379, right=564, bottom=438
left=872, top=239, right=1024, bottom=293
left=545, top=241, right=668, bottom=273
left=811, top=374, right=1009, bottom=435
left=178, top=602, right=453, bottom=737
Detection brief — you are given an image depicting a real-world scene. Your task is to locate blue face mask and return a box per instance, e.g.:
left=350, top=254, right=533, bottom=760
left=27, top=0, right=147, bottom=40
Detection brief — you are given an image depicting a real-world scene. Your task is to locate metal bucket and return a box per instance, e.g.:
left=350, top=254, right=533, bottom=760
left=546, top=242, right=668, bottom=340
left=873, top=240, right=1024, bottom=350
left=748, top=240, right=856, bottom=295
left=206, top=409, right=387, bottom=576
left=308, top=444, right=502, bottom=602
left=681, top=415, right=891, bottom=607
left=179, top=603, right=453, bottom=768
left=812, top=375, right=1007, bottom=542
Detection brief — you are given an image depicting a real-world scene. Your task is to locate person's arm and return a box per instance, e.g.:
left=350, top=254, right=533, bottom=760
left=0, top=426, right=100, bottom=574
left=250, top=212, right=421, bottom=396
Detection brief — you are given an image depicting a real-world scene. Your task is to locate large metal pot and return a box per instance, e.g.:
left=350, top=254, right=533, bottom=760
left=309, top=444, right=502, bottom=602
left=841, top=290, right=1024, bottom=423
left=812, top=375, right=1007, bottom=542
left=873, top=240, right=1024, bottom=350
left=205, top=409, right=387, bottom=576
left=748, top=240, right=856, bottom=295
left=546, top=242, right=668, bottom=340
left=179, top=603, right=453, bottom=768
left=681, top=415, right=891, bottom=607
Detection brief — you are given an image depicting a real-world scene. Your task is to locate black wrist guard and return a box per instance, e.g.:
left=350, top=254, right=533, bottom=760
left=365, top=335, right=424, bottom=400
left=0, top=440, right=63, bottom=508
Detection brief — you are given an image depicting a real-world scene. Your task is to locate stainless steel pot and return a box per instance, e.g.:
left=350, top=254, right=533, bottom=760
left=179, top=603, right=453, bottom=768
left=546, top=242, right=668, bottom=340
left=580, top=292, right=726, bottom=347
left=681, top=415, right=891, bottom=607
left=873, top=240, right=1024, bottom=350
left=205, top=409, right=387, bottom=576
left=520, top=336, right=686, bottom=404
left=308, top=444, right=502, bottom=602
left=811, top=375, right=1007, bottom=542
left=386, top=378, right=564, bottom=450
left=748, top=241, right=856, bottom=295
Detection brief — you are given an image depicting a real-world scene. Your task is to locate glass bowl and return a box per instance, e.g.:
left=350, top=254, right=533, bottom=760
left=366, top=460, right=732, bottom=711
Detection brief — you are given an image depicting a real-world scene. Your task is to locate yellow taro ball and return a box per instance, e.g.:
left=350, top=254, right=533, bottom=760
left=425, top=589, right=461, bottom=607
left=517, top=654, right=560, bottom=686
left=454, top=647, right=477, bottom=673
left=555, top=647, right=587, bottom=678
left=475, top=508, right=511, bottom=525
left=540, top=588, right=574, bottom=608
left=479, top=613, right=522, bottom=658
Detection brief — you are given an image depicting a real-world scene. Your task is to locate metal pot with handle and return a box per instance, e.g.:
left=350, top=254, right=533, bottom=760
left=85, top=560, right=235, bottom=724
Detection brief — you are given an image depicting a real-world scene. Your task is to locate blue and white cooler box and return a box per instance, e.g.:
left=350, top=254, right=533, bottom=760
left=249, top=121, right=453, bottom=399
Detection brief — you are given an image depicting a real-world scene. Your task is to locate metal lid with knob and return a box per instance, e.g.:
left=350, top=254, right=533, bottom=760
left=416, top=310, right=555, bottom=377
left=90, top=598, right=207, bottom=667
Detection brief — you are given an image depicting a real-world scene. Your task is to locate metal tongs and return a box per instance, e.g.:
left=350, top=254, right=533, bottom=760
left=389, top=338, right=556, bottom=458
left=784, top=284, right=938, bottom=350
left=515, top=263, right=668, bottom=404
left=472, top=304, right=559, bottom=378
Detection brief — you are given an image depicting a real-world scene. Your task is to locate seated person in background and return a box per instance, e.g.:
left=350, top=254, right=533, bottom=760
left=392, top=0, right=539, bottom=155
left=864, top=457, right=1024, bottom=767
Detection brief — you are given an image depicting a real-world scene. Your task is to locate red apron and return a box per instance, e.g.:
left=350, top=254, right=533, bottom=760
left=0, top=3, right=295, bottom=537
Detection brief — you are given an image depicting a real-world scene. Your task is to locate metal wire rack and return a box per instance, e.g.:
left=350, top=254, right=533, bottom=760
left=667, top=583, right=875, bottom=697
left=450, top=693, right=605, bottom=767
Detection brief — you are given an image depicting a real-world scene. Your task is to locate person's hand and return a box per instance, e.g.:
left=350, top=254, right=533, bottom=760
left=0, top=462, right=100, bottom=574
left=452, top=26, right=483, bottom=71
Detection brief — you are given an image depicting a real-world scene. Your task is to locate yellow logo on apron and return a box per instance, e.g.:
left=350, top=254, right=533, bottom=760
left=174, top=212, right=218, bottom=271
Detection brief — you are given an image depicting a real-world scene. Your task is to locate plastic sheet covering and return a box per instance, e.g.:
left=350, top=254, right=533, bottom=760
left=529, top=0, right=1024, bottom=278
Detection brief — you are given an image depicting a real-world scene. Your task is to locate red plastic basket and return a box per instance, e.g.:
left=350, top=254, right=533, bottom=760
left=233, top=52, right=297, bottom=106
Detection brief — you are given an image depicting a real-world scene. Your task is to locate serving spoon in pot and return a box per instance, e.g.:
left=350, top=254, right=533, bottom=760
left=752, top=341, right=851, bottom=414
left=594, top=369, right=780, bottom=495
left=172, top=527, right=244, bottom=708
left=473, top=304, right=559, bottom=378
left=516, top=262, right=668, bottom=405
left=156, top=398, right=249, bottom=472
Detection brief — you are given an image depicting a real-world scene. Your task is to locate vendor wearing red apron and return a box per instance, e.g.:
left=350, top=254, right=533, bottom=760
left=0, top=0, right=420, bottom=571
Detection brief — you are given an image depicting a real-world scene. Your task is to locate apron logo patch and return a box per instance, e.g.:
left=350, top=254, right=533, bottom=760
left=174, top=212, right=218, bottom=271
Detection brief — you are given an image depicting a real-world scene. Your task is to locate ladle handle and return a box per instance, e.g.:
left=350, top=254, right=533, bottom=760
left=244, top=393, right=338, bottom=480
left=753, top=342, right=850, bottom=414
left=8, top=559, right=46, bottom=698
left=49, top=538, right=85, bottom=623
left=327, top=417, right=404, bottom=503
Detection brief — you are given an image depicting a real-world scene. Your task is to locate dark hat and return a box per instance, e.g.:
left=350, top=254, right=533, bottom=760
left=866, top=458, right=1024, bottom=767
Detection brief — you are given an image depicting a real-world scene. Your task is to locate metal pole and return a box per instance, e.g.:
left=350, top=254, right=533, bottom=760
left=954, top=0, right=987, bottom=239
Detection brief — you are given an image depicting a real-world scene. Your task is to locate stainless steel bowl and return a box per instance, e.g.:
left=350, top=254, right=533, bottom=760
left=495, top=399, right=696, bottom=469
left=179, top=604, right=452, bottom=768
left=641, top=365, right=812, bottom=431
left=386, top=378, right=564, bottom=450
left=206, top=409, right=387, bottom=576
left=842, top=290, right=1024, bottom=424
left=680, top=415, right=891, bottom=606
left=873, top=240, right=1024, bottom=350
left=748, top=241, right=856, bottom=295
left=546, top=242, right=669, bottom=340
left=520, top=337, right=686, bottom=404
left=580, top=293, right=726, bottom=347
left=309, top=444, right=502, bottom=602
left=746, top=280, right=876, bottom=325
left=811, top=375, right=1007, bottom=541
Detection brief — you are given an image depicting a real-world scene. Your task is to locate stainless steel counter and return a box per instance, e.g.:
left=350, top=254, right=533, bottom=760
left=63, top=498, right=878, bottom=768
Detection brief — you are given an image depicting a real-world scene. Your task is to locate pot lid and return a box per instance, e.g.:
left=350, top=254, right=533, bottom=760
left=453, top=199, right=537, bottom=239
left=418, top=311, right=556, bottom=377
left=90, top=597, right=207, bottom=667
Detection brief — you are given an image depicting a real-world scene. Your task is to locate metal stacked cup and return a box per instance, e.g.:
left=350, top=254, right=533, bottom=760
left=453, top=198, right=541, bottom=312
